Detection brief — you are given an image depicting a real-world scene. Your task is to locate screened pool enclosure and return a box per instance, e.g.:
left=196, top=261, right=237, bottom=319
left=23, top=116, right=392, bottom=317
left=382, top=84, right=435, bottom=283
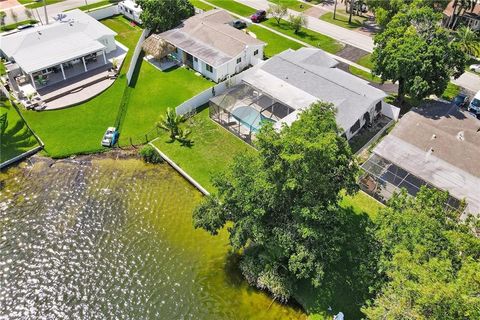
left=209, top=83, right=295, bottom=143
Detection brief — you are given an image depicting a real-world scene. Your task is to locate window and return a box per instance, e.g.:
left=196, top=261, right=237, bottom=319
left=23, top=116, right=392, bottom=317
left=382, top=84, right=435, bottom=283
left=237, top=57, right=242, bottom=64
left=206, top=64, right=213, bottom=73
left=254, top=49, right=259, bottom=56
left=194, top=57, right=198, bottom=62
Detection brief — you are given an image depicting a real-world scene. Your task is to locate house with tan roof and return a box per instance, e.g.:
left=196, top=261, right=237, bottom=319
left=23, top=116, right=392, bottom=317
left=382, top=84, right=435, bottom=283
left=158, top=9, right=266, bottom=82
left=361, top=104, right=480, bottom=216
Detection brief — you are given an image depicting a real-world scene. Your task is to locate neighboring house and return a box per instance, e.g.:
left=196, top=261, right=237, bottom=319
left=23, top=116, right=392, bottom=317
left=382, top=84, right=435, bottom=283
left=361, top=105, right=480, bottom=216
left=210, top=48, right=399, bottom=141
left=158, top=9, right=266, bottom=83
left=0, top=9, right=117, bottom=91
left=118, top=0, right=142, bottom=24
left=443, top=0, right=480, bottom=30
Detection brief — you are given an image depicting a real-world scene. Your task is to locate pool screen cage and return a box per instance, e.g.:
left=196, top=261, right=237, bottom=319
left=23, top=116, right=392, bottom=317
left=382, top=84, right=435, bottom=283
left=209, top=83, right=295, bottom=143
left=360, top=154, right=464, bottom=213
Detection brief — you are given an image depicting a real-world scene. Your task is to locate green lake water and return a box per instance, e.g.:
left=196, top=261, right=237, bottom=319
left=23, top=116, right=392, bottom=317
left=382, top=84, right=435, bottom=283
left=0, top=155, right=306, bottom=319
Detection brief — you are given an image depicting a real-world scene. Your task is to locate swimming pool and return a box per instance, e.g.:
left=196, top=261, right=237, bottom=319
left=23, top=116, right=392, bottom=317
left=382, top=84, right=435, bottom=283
left=231, top=106, right=275, bottom=133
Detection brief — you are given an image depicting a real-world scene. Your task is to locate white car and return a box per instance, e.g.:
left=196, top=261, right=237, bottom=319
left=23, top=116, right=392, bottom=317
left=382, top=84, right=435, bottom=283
left=469, top=64, right=480, bottom=72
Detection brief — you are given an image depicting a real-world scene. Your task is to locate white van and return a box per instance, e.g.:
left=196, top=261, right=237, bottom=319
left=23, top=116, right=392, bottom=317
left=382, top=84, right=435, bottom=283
left=468, top=90, right=480, bottom=115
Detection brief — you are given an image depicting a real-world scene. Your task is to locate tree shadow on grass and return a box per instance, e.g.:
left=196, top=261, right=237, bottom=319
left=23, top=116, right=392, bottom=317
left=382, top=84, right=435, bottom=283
left=294, top=206, right=380, bottom=319
left=1, top=108, right=39, bottom=162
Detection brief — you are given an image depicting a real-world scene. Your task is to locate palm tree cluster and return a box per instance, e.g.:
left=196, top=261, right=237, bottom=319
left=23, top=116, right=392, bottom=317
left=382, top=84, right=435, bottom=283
left=156, top=108, right=192, bottom=146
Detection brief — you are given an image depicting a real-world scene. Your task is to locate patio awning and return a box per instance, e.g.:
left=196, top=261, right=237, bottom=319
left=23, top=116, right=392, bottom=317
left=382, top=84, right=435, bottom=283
left=13, top=32, right=106, bottom=74
left=142, top=34, right=176, bottom=60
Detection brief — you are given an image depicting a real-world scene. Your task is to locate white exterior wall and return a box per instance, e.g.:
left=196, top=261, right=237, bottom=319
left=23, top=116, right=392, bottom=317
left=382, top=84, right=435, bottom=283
left=86, top=4, right=119, bottom=20
left=171, top=44, right=265, bottom=83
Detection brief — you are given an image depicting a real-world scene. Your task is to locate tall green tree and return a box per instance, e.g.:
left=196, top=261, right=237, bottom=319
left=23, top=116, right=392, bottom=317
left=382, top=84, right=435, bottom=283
left=193, top=102, right=359, bottom=301
left=288, top=13, right=308, bottom=34
left=136, top=0, right=194, bottom=33
left=363, top=188, right=480, bottom=319
left=371, top=6, right=466, bottom=106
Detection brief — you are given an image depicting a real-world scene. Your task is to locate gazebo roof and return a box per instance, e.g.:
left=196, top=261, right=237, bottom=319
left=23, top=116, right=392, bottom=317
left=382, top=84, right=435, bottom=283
left=142, top=34, right=176, bottom=60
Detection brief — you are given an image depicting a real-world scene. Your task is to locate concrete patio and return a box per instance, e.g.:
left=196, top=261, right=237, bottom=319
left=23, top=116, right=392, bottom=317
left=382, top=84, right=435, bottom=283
left=36, top=43, right=128, bottom=110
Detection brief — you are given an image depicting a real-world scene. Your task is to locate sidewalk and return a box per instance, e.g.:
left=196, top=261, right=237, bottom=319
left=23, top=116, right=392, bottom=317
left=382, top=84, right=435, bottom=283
left=234, top=0, right=480, bottom=93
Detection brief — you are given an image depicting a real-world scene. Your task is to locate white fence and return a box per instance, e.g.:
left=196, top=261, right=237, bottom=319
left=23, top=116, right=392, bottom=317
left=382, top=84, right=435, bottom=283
left=127, top=28, right=150, bottom=85
left=86, top=4, right=119, bottom=20
left=176, top=66, right=258, bottom=115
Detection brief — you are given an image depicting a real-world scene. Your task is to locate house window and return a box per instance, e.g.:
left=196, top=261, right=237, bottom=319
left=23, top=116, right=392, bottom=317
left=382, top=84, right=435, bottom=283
left=194, top=57, right=198, bottom=62
left=206, top=64, right=213, bottom=73
left=237, top=57, right=242, bottom=64
left=254, top=49, right=259, bottom=56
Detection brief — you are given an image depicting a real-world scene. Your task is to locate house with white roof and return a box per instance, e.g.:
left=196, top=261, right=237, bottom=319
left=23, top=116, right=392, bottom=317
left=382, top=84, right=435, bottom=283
left=210, top=48, right=399, bottom=141
left=158, top=9, right=266, bottom=83
left=0, top=9, right=117, bottom=92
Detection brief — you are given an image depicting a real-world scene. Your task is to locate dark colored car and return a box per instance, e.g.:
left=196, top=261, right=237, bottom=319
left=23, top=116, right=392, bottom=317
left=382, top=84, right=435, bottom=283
left=452, top=93, right=469, bottom=108
left=250, top=10, right=266, bottom=23
left=232, top=19, right=247, bottom=29
left=17, top=24, right=35, bottom=31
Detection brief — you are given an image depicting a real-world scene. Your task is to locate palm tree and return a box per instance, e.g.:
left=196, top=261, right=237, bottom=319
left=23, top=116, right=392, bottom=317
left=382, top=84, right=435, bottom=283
left=156, top=108, right=185, bottom=140
left=454, top=26, right=480, bottom=58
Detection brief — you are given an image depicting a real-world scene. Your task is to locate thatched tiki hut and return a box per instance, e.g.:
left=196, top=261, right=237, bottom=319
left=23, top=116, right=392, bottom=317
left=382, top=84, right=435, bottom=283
left=142, top=34, right=176, bottom=60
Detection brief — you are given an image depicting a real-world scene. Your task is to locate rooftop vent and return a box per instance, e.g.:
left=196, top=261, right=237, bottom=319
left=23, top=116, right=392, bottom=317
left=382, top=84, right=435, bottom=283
left=457, top=131, right=465, bottom=141
left=431, top=134, right=436, bottom=139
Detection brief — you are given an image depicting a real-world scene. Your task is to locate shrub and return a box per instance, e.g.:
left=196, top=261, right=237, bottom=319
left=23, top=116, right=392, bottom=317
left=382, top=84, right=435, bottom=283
left=139, top=145, right=163, bottom=163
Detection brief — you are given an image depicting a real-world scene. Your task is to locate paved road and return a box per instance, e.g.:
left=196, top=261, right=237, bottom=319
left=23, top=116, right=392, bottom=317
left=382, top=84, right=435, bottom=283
left=237, top=0, right=375, bottom=52
left=235, top=0, right=480, bottom=92
left=1, top=0, right=104, bottom=24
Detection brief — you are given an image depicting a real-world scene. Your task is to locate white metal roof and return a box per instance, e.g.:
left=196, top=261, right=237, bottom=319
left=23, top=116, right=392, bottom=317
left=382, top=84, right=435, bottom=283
left=0, top=9, right=115, bottom=74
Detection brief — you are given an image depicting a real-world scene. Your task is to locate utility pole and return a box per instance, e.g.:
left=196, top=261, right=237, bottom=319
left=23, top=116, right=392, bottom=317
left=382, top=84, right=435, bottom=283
left=333, top=0, right=337, bottom=19
left=43, top=0, right=48, bottom=25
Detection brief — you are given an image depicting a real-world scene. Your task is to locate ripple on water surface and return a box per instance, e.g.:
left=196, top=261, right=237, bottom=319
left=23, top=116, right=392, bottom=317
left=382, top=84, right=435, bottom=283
left=0, top=155, right=306, bottom=319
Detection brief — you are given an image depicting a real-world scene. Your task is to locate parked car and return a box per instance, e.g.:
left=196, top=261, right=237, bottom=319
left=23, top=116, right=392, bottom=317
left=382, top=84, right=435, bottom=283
left=250, top=10, right=266, bottom=23
left=232, top=19, right=247, bottom=29
left=452, top=93, right=469, bottom=108
left=469, top=64, right=480, bottom=73
left=468, top=91, right=480, bottom=115
left=17, top=24, right=34, bottom=31
left=101, top=127, right=119, bottom=147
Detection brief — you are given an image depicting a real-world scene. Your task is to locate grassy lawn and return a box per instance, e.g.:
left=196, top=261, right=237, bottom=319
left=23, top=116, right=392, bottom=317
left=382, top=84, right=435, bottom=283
left=247, top=24, right=303, bottom=58
left=356, top=53, right=373, bottom=69
left=152, top=107, right=254, bottom=192
left=189, top=0, right=215, bottom=11
left=348, top=65, right=382, bottom=84
left=75, top=0, right=119, bottom=11
left=440, top=82, right=461, bottom=101
left=19, top=16, right=141, bottom=158
left=0, top=60, right=6, bottom=76
left=262, top=19, right=343, bottom=54
left=25, top=0, right=64, bottom=9
left=119, top=61, right=213, bottom=143
left=269, top=0, right=312, bottom=11
left=1, top=19, right=38, bottom=32
left=320, top=12, right=366, bottom=30
left=1, top=101, right=40, bottom=163
left=205, top=0, right=257, bottom=17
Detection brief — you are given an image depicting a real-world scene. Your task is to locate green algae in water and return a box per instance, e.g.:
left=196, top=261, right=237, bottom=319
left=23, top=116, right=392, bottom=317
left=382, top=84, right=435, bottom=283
left=0, top=156, right=306, bottom=319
